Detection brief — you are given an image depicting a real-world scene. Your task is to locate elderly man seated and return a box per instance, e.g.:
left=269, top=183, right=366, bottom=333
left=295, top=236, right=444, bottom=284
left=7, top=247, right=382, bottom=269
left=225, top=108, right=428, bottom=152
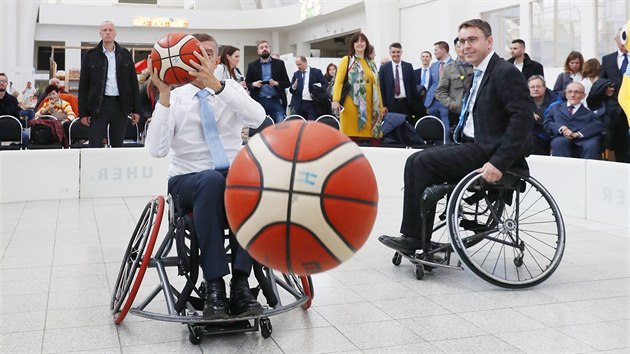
left=544, top=82, right=605, bottom=159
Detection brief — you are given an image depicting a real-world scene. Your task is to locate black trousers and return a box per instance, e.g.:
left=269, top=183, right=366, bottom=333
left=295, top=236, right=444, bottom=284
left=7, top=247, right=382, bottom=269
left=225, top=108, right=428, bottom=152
left=89, top=96, right=127, bottom=148
left=401, top=143, right=488, bottom=238
left=168, top=169, right=253, bottom=281
left=297, top=100, right=318, bottom=120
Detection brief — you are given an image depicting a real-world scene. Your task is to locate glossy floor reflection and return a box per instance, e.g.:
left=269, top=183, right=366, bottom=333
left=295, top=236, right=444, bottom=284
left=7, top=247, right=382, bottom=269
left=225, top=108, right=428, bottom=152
left=1, top=196, right=628, bottom=353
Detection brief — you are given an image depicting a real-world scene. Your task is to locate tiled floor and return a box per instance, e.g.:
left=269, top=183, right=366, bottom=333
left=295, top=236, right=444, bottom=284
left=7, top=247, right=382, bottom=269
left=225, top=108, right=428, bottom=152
left=1, top=196, right=628, bottom=353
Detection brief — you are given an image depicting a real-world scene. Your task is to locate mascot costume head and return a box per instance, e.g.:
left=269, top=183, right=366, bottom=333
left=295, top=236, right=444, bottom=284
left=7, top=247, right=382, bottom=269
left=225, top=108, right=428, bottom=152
left=618, top=21, right=630, bottom=128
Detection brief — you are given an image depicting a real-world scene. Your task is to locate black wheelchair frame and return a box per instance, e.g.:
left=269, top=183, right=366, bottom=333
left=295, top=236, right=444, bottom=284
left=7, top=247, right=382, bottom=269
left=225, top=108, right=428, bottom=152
left=110, top=195, right=314, bottom=344
left=390, top=170, right=566, bottom=288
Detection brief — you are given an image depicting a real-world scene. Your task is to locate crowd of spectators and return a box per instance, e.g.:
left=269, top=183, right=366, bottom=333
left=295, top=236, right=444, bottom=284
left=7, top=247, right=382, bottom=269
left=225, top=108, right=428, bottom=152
left=2, top=23, right=628, bottom=163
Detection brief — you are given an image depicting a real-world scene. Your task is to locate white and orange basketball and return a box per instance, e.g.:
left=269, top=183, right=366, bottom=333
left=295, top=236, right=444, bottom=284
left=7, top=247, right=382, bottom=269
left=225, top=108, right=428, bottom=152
left=225, top=120, right=379, bottom=275
left=150, top=33, right=201, bottom=86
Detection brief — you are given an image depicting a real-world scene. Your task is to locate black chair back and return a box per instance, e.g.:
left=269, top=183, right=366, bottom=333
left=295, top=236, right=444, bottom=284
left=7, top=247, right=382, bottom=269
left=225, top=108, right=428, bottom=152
left=315, top=115, right=340, bottom=130
left=415, top=115, right=446, bottom=145
left=0, top=115, right=23, bottom=150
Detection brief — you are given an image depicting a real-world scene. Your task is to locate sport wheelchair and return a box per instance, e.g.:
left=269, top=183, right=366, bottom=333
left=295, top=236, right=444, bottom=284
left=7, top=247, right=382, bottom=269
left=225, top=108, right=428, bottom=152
left=385, top=169, right=566, bottom=288
left=110, top=195, right=314, bottom=344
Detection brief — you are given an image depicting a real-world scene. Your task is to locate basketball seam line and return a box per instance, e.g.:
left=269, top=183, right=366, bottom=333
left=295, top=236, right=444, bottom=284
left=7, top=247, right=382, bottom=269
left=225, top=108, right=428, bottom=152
left=244, top=222, right=344, bottom=267
left=231, top=144, right=265, bottom=235
left=283, top=121, right=308, bottom=274
left=259, top=135, right=355, bottom=162
left=225, top=186, right=378, bottom=206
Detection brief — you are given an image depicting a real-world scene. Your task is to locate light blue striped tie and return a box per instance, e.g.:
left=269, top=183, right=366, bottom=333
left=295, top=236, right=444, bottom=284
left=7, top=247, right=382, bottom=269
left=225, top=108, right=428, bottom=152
left=196, top=89, right=230, bottom=170
left=454, top=69, right=482, bottom=143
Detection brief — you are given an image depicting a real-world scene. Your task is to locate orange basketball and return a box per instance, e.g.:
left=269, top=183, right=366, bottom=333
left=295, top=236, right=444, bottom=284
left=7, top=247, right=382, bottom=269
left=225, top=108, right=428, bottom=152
left=150, top=33, right=201, bottom=86
left=225, top=120, right=379, bottom=275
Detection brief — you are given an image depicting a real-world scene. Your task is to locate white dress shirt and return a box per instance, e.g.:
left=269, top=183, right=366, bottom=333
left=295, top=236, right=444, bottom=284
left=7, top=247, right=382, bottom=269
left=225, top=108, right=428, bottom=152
left=617, top=50, right=628, bottom=69
left=391, top=61, right=407, bottom=98
left=301, top=67, right=312, bottom=101
left=145, top=80, right=266, bottom=178
left=463, top=51, right=494, bottom=138
left=102, top=45, right=119, bottom=96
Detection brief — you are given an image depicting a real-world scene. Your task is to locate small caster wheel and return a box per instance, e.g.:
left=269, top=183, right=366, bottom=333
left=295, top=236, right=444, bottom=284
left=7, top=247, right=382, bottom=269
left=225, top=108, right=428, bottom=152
left=392, top=252, right=402, bottom=266
left=513, top=255, right=524, bottom=267
left=414, top=264, right=425, bottom=280
left=188, top=325, right=202, bottom=345
left=260, top=317, right=272, bottom=338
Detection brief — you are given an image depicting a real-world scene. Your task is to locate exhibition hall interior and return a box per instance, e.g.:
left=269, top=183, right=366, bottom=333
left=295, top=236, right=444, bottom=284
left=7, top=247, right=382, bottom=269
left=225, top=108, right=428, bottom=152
left=0, top=0, right=629, bottom=353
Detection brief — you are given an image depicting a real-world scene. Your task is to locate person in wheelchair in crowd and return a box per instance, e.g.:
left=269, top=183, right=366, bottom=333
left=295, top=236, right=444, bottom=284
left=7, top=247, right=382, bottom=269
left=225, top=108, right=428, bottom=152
left=145, top=33, right=266, bottom=319
left=380, top=19, right=535, bottom=256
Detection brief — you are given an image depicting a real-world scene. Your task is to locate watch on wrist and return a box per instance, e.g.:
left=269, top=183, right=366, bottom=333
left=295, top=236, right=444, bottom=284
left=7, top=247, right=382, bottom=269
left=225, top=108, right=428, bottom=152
left=215, top=81, right=226, bottom=95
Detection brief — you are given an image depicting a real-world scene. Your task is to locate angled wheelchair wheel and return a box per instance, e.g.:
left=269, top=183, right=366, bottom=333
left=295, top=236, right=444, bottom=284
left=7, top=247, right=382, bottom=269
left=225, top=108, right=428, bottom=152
left=282, top=273, right=314, bottom=309
left=447, top=171, right=565, bottom=288
left=111, top=196, right=165, bottom=324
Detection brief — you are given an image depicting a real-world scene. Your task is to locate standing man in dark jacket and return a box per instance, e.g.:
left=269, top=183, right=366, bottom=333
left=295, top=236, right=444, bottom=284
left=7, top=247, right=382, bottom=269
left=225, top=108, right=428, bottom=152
left=507, top=39, right=544, bottom=80
left=245, top=40, right=290, bottom=123
left=599, top=29, right=628, bottom=98
left=78, top=20, right=141, bottom=148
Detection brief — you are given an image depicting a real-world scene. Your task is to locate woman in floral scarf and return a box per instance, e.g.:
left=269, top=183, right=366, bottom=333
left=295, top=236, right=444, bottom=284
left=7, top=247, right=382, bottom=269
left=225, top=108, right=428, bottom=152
left=332, top=32, right=384, bottom=145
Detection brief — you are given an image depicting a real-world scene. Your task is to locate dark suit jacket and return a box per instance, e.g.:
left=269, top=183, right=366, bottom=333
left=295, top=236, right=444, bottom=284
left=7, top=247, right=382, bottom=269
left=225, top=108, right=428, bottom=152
left=463, top=53, right=535, bottom=172
left=507, top=54, right=544, bottom=80
left=288, top=67, right=328, bottom=113
left=378, top=60, right=417, bottom=111
left=544, top=103, right=605, bottom=145
left=600, top=51, right=623, bottom=94
left=245, top=58, right=291, bottom=108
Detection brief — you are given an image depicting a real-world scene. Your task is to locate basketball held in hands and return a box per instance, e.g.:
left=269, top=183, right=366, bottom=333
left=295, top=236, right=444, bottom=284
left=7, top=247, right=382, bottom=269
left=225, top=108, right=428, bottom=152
left=150, top=33, right=201, bottom=86
left=225, top=120, right=379, bottom=275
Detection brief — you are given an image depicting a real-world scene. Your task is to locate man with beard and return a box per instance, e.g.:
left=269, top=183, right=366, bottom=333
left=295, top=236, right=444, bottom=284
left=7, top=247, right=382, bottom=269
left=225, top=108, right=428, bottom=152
left=245, top=40, right=290, bottom=123
left=0, top=73, right=20, bottom=118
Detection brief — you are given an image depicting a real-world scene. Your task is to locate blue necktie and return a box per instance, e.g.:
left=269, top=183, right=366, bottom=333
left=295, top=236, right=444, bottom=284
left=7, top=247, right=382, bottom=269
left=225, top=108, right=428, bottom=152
left=196, top=89, right=230, bottom=170
left=621, top=53, right=628, bottom=75
left=454, top=69, right=482, bottom=143
left=421, top=68, right=427, bottom=87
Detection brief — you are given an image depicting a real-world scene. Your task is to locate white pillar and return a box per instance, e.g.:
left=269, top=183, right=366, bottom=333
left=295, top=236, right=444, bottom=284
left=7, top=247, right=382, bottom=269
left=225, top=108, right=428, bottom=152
left=65, top=40, right=83, bottom=75
left=519, top=1, right=532, bottom=49
left=0, top=1, right=18, bottom=86
left=581, top=0, right=597, bottom=59
left=363, top=0, right=400, bottom=63
left=296, top=42, right=311, bottom=57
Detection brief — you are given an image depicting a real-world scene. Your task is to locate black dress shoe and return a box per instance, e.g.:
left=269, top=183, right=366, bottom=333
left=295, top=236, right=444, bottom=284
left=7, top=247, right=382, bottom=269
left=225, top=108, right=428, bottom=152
left=378, top=234, right=423, bottom=255
left=203, top=278, right=230, bottom=320
left=229, top=276, right=263, bottom=317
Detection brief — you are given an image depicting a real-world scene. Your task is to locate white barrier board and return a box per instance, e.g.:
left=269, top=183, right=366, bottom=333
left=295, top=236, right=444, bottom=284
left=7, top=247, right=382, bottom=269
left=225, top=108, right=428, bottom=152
left=79, top=148, right=170, bottom=199
left=0, top=149, right=80, bottom=203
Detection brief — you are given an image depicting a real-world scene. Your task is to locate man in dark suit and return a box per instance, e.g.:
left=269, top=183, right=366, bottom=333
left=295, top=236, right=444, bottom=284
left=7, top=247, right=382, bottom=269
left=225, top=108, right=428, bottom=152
left=600, top=29, right=628, bottom=97
left=507, top=39, right=544, bottom=80
left=424, top=41, right=453, bottom=133
left=544, top=82, right=604, bottom=159
left=413, top=51, right=432, bottom=118
left=380, top=19, right=535, bottom=254
left=245, top=40, right=291, bottom=123
left=288, top=56, right=329, bottom=120
left=378, top=42, right=418, bottom=120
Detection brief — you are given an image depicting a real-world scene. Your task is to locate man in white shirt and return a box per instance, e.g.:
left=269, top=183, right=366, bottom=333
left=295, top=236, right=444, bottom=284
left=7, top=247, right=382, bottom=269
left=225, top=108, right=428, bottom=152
left=145, top=33, right=266, bottom=319
left=288, top=56, right=328, bottom=120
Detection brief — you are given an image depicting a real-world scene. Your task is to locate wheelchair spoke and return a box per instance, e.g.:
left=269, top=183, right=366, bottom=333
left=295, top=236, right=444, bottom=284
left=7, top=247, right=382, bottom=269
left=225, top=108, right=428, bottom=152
left=449, top=172, right=565, bottom=288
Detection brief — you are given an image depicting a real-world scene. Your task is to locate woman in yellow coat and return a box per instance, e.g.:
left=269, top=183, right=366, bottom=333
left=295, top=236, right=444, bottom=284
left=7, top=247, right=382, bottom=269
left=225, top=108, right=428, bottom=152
left=332, top=32, right=384, bottom=144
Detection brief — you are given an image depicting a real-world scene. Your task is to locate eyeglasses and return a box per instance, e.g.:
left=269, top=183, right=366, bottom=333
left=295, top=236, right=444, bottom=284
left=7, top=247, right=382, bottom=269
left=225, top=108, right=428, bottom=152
left=457, top=36, right=480, bottom=46
left=0, top=80, right=7, bottom=84
left=529, top=85, right=544, bottom=89
left=566, top=90, right=584, bottom=95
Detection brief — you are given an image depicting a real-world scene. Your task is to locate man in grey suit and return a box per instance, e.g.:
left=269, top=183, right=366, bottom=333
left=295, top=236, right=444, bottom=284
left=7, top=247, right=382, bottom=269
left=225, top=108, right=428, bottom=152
left=544, top=82, right=604, bottom=159
left=380, top=19, right=535, bottom=255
